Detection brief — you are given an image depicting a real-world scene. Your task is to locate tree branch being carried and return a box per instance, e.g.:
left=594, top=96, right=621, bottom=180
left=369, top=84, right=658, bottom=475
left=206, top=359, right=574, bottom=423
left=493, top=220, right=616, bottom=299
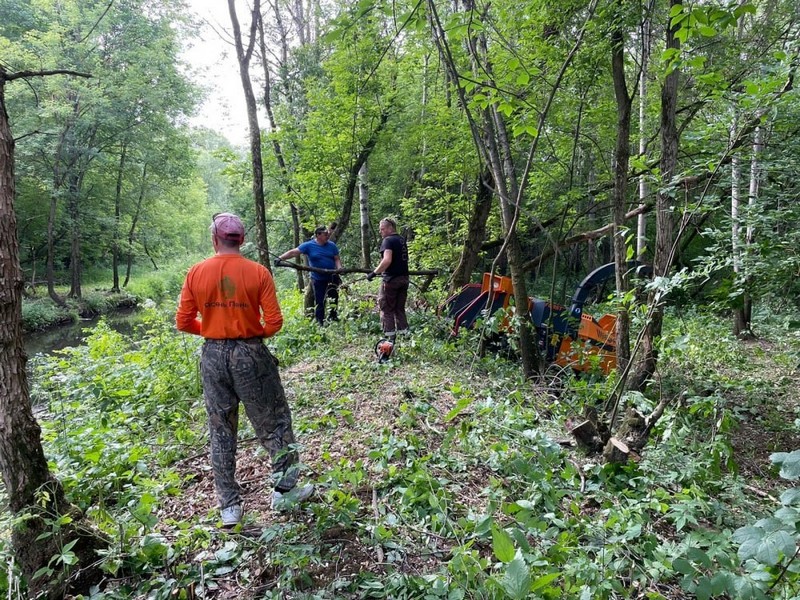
left=273, top=259, right=438, bottom=278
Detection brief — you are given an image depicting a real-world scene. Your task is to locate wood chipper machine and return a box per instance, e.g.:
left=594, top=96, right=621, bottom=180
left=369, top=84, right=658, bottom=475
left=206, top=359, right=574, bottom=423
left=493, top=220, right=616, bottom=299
left=442, top=262, right=650, bottom=375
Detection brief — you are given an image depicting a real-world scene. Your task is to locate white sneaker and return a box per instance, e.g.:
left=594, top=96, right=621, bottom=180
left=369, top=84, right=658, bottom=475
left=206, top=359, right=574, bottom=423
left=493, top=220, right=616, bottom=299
left=220, top=504, right=242, bottom=527
left=271, top=484, right=314, bottom=511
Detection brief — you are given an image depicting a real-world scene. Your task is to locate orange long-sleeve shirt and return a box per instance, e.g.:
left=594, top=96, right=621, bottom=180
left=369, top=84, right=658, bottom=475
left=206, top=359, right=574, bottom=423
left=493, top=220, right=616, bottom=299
left=176, top=254, right=283, bottom=339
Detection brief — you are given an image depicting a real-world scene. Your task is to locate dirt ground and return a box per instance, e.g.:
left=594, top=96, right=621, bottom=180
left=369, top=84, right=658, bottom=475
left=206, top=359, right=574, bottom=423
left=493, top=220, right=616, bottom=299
left=151, top=336, right=800, bottom=598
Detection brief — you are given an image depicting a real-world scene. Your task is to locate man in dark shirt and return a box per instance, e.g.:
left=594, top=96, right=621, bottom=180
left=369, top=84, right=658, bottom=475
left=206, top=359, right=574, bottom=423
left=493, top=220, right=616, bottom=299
left=367, top=218, right=409, bottom=337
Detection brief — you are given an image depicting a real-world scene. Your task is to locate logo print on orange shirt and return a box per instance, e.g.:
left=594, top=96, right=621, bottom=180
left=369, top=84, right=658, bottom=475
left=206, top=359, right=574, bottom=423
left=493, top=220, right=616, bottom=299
left=220, top=276, right=236, bottom=300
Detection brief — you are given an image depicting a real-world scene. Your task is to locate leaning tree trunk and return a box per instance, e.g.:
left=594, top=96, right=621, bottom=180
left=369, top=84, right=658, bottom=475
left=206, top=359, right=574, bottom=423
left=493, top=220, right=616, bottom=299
left=0, top=69, right=105, bottom=599
left=450, top=168, right=493, bottom=293
left=335, top=111, right=389, bottom=240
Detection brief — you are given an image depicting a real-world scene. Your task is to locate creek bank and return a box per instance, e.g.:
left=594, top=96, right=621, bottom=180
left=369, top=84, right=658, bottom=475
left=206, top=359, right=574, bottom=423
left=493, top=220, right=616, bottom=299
left=21, top=291, right=139, bottom=335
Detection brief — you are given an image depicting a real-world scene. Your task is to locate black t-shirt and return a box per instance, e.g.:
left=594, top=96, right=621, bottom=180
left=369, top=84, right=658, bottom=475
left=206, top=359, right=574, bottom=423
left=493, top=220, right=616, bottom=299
left=380, top=234, right=409, bottom=278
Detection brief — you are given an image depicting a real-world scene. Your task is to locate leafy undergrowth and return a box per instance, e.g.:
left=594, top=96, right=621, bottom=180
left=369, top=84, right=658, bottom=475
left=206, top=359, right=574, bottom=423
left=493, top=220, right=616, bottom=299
left=6, top=291, right=800, bottom=599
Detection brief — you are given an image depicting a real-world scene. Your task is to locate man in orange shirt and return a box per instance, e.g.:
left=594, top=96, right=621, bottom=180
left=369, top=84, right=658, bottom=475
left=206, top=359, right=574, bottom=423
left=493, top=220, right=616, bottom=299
left=176, top=213, right=313, bottom=527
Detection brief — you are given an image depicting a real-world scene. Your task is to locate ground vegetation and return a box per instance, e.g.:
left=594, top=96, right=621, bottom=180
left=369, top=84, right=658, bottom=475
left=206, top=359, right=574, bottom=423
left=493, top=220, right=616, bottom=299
left=2, top=286, right=799, bottom=598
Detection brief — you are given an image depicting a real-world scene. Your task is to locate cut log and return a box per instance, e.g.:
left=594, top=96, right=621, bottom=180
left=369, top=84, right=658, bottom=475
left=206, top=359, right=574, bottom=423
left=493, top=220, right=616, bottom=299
left=569, top=419, right=603, bottom=452
left=603, top=437, right=630, bottom=464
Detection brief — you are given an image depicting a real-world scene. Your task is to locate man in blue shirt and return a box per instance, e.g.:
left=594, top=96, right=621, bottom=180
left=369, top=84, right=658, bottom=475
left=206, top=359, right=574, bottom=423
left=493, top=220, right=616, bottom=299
left=277, top=226, right=342, bottom=325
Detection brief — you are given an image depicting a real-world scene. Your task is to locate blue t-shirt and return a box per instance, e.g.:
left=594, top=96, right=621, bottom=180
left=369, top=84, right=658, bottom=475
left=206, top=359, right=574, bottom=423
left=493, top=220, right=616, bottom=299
left=299, top=240, right=339, bottom=280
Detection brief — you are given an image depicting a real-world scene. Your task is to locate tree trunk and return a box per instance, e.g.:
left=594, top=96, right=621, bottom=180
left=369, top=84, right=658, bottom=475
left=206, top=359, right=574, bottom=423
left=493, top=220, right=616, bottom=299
left=610, top=19, right=633, bottom=372
left=630, top=0, right=680, bottom=391
left=45, top=193, right=66, bottom=307
left=1, top=69, right=105, bottom=600
left=111, top=143, right=127, bottom=293
left=731, top=120, right=746, bottom=336
left=124, top=162, right=147, bottom=288
left=257, top=16, right=302, bottom=290
left=485, top=104, right=540, bottom=378
left=428, top=0, right=595, bottom=378
left=229, top=0, right=271, bottom=267
left=291, top=202, right=304, bottom=291
left=358, top=162, right=372, bottom=269
left=335, top=111, right=389, bottom=240
left=734, top=125, right=763, bottom=337
left=450, top=168, right=493, bottom=292
left=67, top=171, right=82, bottom=299
left=636, top=5, right=653, bottom=259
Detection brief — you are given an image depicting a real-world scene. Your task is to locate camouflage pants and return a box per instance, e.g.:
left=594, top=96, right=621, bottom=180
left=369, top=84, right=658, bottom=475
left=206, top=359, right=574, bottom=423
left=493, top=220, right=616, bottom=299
left=201, top=338, right=299, bottom=510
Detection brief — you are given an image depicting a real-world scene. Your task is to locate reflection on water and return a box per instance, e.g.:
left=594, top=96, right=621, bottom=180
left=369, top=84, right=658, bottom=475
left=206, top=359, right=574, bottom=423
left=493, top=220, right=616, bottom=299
left=23, top=311, right=140, bottom=358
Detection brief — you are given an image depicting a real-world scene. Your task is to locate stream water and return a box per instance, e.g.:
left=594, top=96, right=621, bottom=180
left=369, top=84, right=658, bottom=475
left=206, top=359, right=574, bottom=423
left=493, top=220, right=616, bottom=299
left=23, top=310, right=141, bottom=358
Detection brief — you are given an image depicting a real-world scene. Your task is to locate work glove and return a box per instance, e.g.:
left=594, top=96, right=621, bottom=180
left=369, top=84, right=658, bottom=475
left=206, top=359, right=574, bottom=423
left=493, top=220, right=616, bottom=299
left=366, top=271, right=377, bottom=281
left=274, top=257, right=282, bottom=266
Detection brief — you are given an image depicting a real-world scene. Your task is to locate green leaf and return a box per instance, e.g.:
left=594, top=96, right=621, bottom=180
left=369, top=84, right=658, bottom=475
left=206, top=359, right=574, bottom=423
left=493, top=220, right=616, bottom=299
left=491, top=525, right=516, bottom=563
left=661, top=48, right=679, bottom=62
left=498, top=102, right=514, bottom=117
left=669, top=3, right=685, bottom=17
left=215, top=541, right=240, bottom=563
left=516, top=72, right=530, bottom=86
left=686, top=547, right=712, bottom=568
left=780, top=487, right=800, bottom=506
left=445, top=396, right=474, bottom=422
left=672, top=557, right=695, bottom=575
left=733, top=3, right=756, bottom=17
left=530, top=572, right=560, bottom=591
left=501, top=557, right=531, bottom=600
left=755, top=530, right=795, bottom=565
left=698, top=25, right=716, bottom=37
left=691, top=8, right=708, bottom=24
left=32, top=567, right=53, bottom=581
left=734, top=524, right=796, bottom=565
left=771, top=450, right=800, bottom=479
left=710, top=572, right=731, bottom=595
left=694, top=576, right=712, bottom=600
left=733, top=525, right=763, bottom=560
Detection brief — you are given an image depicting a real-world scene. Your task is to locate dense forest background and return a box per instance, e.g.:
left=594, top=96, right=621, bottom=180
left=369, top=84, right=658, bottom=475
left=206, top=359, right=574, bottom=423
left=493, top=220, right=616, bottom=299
left=4, top=0, right=800, bottom=316
left=2, top=0, right=800, bottom=597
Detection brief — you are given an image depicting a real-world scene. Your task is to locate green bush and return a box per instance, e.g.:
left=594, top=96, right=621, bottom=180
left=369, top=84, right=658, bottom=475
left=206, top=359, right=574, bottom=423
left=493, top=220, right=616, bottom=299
left=21, top=299, right=75, bottom=331
left=125, top=264, right=194, bottom=304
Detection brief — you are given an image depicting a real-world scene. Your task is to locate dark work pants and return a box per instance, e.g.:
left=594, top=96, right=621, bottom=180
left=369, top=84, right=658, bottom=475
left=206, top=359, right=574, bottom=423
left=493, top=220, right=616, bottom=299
left=327, top=275, right=341, bottom=321
left=201, top=339, right=299, bottom=510
left=378, top=275, right=409, bottom=335
left=311, top=279, right=329, bottom=325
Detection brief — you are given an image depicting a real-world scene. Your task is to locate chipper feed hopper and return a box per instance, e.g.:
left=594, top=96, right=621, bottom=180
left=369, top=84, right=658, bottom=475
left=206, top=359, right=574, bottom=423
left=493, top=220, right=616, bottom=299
left=443, top=263, right=649, bottom=375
